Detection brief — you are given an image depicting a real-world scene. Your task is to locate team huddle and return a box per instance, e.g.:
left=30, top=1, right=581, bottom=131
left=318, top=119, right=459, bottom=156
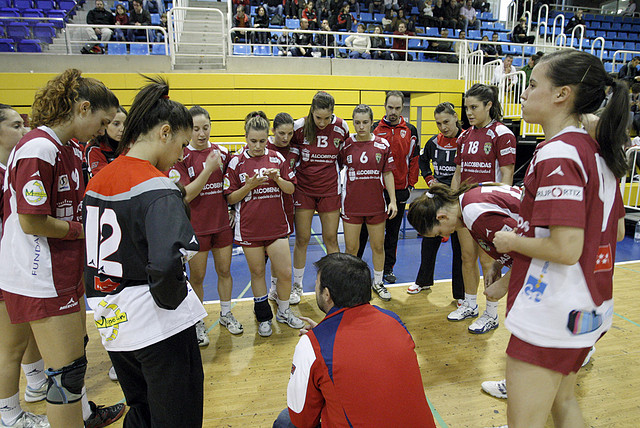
left=0, top=47, right=631, bottom=428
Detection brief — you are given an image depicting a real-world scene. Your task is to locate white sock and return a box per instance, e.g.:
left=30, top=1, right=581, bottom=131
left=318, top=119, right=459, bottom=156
left=276, top=298, right=289, bottom=314
left=22, top=359, right=47, bottom=390
left=0, top=393, right=22, bottom=426
left=374, top=270, right=383, bottom=285
left=293, top=267, right=304, bottom=285
left=220, top=300, right=231, bottom=316
left=81, top=388, right=91, bottom=421
left=486, top=300, right=499, bottom=318
left=269, top=275, right=277, bottom=293
left=465, top=293, right=477, bottom=308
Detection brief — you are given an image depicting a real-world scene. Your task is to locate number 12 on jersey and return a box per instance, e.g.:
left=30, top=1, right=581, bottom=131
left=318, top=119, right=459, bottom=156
left=85, top=205, right=123, bottom=278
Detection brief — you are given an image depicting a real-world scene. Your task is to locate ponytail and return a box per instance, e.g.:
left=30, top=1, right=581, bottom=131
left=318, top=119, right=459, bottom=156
left=119, top=75, right=192, bottom=154
left=465, top=83, right=502, bottom=121
left=244, top=111, right=269, bottom=134
left=596, top=79, right=629, bottom=178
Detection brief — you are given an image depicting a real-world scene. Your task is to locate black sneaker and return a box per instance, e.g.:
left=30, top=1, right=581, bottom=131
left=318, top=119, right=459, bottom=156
left=383, top=271, right=396, bottom=284
left=85, top=401, right=126, bottom=428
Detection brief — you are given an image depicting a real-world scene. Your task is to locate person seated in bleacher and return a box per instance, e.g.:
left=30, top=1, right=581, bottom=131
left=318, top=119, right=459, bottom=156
left=345, top=23, right=372, bottom=59
left=390, top=21, right=414, bottom=60
left=156, top=12, right=167, bottom=41
left=564, top=9, right=585, bottom=35
left=285, top=0, right=300, bottom=19
left=473, top=0, right=489, bottom=13
left=445, top=0, right=463, bottom=28
left=459, top=0, right=479, bottom=31
left=143, top=0, right=164, bottom=14
left=618, top=56, right=640, bottom=84
left=252, top=6, right=270, bottom=44
left=631, top=83, right=640, bottom=136
left=429, top=27, right=457, bottom=63
left=275, top=28, right=293, bottom=55
left=491, top=54, right=516, bottom=90
left=84, top=0, right=114, bottom=49
left=440, top=0, right=461, bottom=29
left=368, top=0, right=384, bottom=14
left=127, top=0, right=153, bottom=42
left=347, top=0, right=360, bottom=17
left=370, top=25, right=391, bottom=59
left=511, top=16, right=534, bottom=43
left=480, top=34, right=500, bottom=63
left=231, top=4, right=250, bottom=43
left=291, top=17, right=314, bottom=56
left=232, top=0, right=250, bottom=15
left=622, top=0, right=637, bottom=17
left=264, top=0, right=284, bottom=20
left=113, top=3, right=128, bottom=41
left=315, top=0, right=330, bottom=23
left=313, top=19, right=336, bottom=56
left=454, top=29, right=471, bottom=58
left=394, top=8, right=416, bottom=32
left=384, top=0, right=400, bottom=12
left=335, top=4, right=354, bottom=30
left=419, top=0, right=439, bottom=28
left=301, top=1, right=318, bottom=29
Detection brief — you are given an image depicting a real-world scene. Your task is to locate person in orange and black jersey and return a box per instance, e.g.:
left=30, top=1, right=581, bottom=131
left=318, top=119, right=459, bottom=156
left=408, top=102, right=464, bottom=299
left=85, top=106, right=126, bottom=179
left=357, top=91, right=419, bottom=284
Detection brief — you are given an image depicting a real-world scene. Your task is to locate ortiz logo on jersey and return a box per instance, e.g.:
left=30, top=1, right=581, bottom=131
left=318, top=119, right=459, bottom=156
left=95, top=300, right=128, bottom=341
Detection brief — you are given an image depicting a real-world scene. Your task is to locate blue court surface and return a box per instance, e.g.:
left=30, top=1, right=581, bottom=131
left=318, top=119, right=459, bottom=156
left=197, top=213, right=640, bottom=302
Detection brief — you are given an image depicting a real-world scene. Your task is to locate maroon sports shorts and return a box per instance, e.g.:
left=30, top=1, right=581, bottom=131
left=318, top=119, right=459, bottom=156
left=506, top=334, right=592, bottom=375
left=294, top=191, right=340, bottom=213
left=197, top=228, right=233, bottom=252
left=3, top=279, right=85, bottom=324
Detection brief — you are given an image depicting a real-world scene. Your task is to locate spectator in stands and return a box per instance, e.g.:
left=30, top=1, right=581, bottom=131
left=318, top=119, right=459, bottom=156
left=480, top=34, right=499, bottom=62
left=618, top=56, right=640, bottom=83
left=253, top=6, right=270, bottom=44
left=454, top=29, right=471, bottom=58
left=368, top=0, right=384, bottom=14
left=520, top=51, right=542, bottom=86
left=335, top=4, right=354, bottom=30
left=285, top=0, right=300, bottom=19
left=276, top=28, right=293, bottom=55
left=231, top=4, right=250, bottom=42
left=143, top=0, right=164, bottom=14
left=347, top=0, right=361, bottom=17
left=156, top=12, right=167, bottom=41
left=85, top=0, right=114, bottom=46
left=391, top=8, right=407, bottom=31
left=346, top=23, right=371, bottom=59
left=390, top=21, right=414, bottom=60
left=302, top=1, right=319, bottom=29
left=631, top=83, right=640, bottom=135
left=127, top=0, right=152, bottom=42
left=622, top=0, right=637, bottom=18
left=264, top=0, right=285, bottom=20
left=430, top=27, right=457, bottom=63
left=385, top=0, right=400, bottom=11
left=512, top=16, right=534, bottom=43
left=113, top=3, right=129, bottom=41
left=443, top=0, right=462, bottom=29
left=370, top=25, right=390, bottom=59
left=473, top=0, right=489, bottom=13
left=382, top=9, right=395, bottom=31
left=459, top=0, right=479, bottom=31
left=232, top=0, right=250, bottom=15
left=492, top=54, right=516, bottom=91
left=315, top=0, right=330, bottom=23
left=313, top=19, right=335, bottom=57
left=564, top=9, right=585, bottom=35
left=291, top=17, right=314, bottom=56
left=419, top=0, right=439, bottom=28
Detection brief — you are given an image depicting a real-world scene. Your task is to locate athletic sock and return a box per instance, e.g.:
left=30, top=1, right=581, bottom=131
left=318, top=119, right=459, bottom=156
left=486, top=300, right=499, bottom=318
left=22, top=359, right=46, bottom=390
left=0, top=393, right=22, bottom=426
left=293, top=267, right=305, bottom=285
left=276, top=298, right=289, bottom=314
left=269, top=275, right=277, bottom=293
left=220, top=301, right=231, bottom=316
left=81, top=388, right=91, bottom=421
left=465, top=293, right=477, bottom=308
left=373, top=270, right=383, bottom=285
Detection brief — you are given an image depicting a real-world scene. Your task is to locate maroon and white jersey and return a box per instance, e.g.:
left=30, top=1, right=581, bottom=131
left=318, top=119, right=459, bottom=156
left=460, top=184, right=521, bottom=267
left=340, top=135, right=395, bottom=217
left=0, top=127, right=84, bottom=298
left=267, top=137, right=294, bottom=220
left=454, top=120, right=516, bottom=183
left=168, top=143, right=231, bottom=235
left=505, top=127, right=624, bottom=349
left=0, top=162, right=5, bottom=230
left=289, top=115, right=350, bottom=197
left=223, top=149, right=295, bottom=242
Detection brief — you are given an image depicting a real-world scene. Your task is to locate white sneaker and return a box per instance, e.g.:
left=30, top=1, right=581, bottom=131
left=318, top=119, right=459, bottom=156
left=276, top=308, right=305, bottom=329
left=372, top=282, right=391, bottom=301
left=1, top=412, right=49, bottom=428
left=447, top=301, right=479, bottom=321
left=24, top=382, right=47, bottom=402
left=468, top=311, right=499, bottom=334
left=258, top=320, right=273, bottom=337
left=582, top=346, right=595, bottom=367
left=219, top=312, right=244, bottom=335
left=268, top=288, right=278, bottom=301
left=481, top=378, right=507, bottom=399
left=407, top=283, right=431, bottom=294
left=195, top=320, right=210, bottom=346
left=232, top=247, right=244, bottom=256
left=108, top=366, right=118, bottom=381
left=289, top=283, right=303, bottom=305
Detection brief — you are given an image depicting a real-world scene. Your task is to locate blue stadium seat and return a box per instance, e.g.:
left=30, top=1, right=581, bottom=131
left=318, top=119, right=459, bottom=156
left=624, top=41, right=635, bottom=50
left=603, top=14, right=614, bottom=22
left=468, top=29, right=481, bottom=39
left=425, top=26, right=439, bottom=37
left=58, top=0, right=76, bottom=15
left=151, top=43, right=165, bottom=55
left=232, top=44, right=250, bottom=55
left=0, top=37, right=14, bottom=51
left=112, top=0, right=127, bottom=10
left=6, top=21, right=29, bottom=41
left=359, top=12, right=372, bottom=22
left=285, top=18, right=299, bottom=29
left=613, top=41, right=624, bottom=50
left=150, top=12, right=159, bottom=25
left=0, top=0, right=12, bottom=8
left=14, top=0, right=32, bottom=9
left=32, top=21, right=53, bottom=42
left=46, top=9, right=66, bottom=28
left=107, top=42, right=127, bottom=54
left=0, top=7, right=20, bottom=16
left=611, top=22, right=622, bottom=31
left=17, top=38, right=40, bottom=51
left=253, top=44, right=270, bottom=56
left=590, top=21, right=601, bottom=29
left=34, top=0, right=54, bottom=11
left=600, top=22, right=612, bottom=30
left=408, top=38, right=421, bottom=50
left=22, top=8, right=43, bottom=22
left=373, top=13, right=383, bottom=22
left=129, top=43, right=149, bottom=54
left=512, top=56, right=523, bottom=67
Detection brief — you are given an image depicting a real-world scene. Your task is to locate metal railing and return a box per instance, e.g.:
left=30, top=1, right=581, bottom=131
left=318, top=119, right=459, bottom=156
left=64, top=23, right=167, bottom=54
left=613, top=49, right=640, bottom=70
left=621, top=146, right=640, bottom=211
left=167, top=6, right=226, bottom=69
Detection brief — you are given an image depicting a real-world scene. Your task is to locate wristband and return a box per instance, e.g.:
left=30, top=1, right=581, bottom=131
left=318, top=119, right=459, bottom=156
left=62, top=221, right=82, bottom=240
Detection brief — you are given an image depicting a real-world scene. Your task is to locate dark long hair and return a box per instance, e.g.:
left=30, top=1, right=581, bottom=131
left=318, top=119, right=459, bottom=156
left=304, top=91, right=335, bottom=144
left=465, top=83, right=502, bottom=122
left=119, top=76, right=192, bottom=154
left=537, top=50, right=628, bottom=178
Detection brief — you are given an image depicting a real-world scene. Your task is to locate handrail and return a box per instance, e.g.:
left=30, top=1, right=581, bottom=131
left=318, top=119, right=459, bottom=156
left=590, top=36, right=605, bottom=60
left=569, top=24, right=585, bottom=50
left=621, top=146, right=640, bottom=211
left=168, top=6, right=226, bottom=69
left=550, top=14, right=565, bottom=47
left=613, top=50, right=640, bottom=70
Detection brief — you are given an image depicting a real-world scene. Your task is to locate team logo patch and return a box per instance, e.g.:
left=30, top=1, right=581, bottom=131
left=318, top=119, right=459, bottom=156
left=523, top=274, right=548, bottom=302
left=301, top=148, right=311, bottom=162
left=289, top=159, right=296, bottom=169
left=348, top=168, right=356, bottom=181
left=23, top=180, right=47, bottom=206
left=334, top=138, right=341, bottom=148
left=484, top=142, right=492, bottom=154
left=223, top=177, right=231, bottom=190
left=535, top=185, right=583, bottom=202
left=270, top=156, right=280, bottom=164
left=594, top=244, right=613, bottom=272
left=375, top=153, right=382, bottom=163
left=94, top=276, right=119, bottom=293
left=346, top=154, right=353, bottom=164
left=477, top=239, right=491, bottom=252
left=400, top=129, right=407, bottom=138
left=188, top=166, right=195, bottom=178
left=58, top=175, right=71, bottom=192
left=168, top=169, right=181, bottom=183
left=239, top=173, right=247, bottom=183
left=95, top=300, right=128, bottom=341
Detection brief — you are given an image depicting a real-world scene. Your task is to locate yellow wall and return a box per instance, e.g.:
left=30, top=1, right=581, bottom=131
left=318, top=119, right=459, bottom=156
left=0, top=72, right=465, bottom=187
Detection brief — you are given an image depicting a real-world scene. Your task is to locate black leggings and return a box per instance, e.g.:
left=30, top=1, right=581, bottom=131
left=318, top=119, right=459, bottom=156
left=415, top=232, right=464, bottom=299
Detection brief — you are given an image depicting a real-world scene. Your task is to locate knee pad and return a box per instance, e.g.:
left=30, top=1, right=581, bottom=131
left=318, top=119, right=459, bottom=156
left=45, top=355, right=87, bottom=404
left=254, top=298, right=273, bottom=323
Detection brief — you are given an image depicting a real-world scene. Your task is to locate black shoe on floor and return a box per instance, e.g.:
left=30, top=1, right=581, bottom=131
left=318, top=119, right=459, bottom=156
left=383, top=271, right=396, bottom=284
left=85, top=401, right=126, bottom=428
